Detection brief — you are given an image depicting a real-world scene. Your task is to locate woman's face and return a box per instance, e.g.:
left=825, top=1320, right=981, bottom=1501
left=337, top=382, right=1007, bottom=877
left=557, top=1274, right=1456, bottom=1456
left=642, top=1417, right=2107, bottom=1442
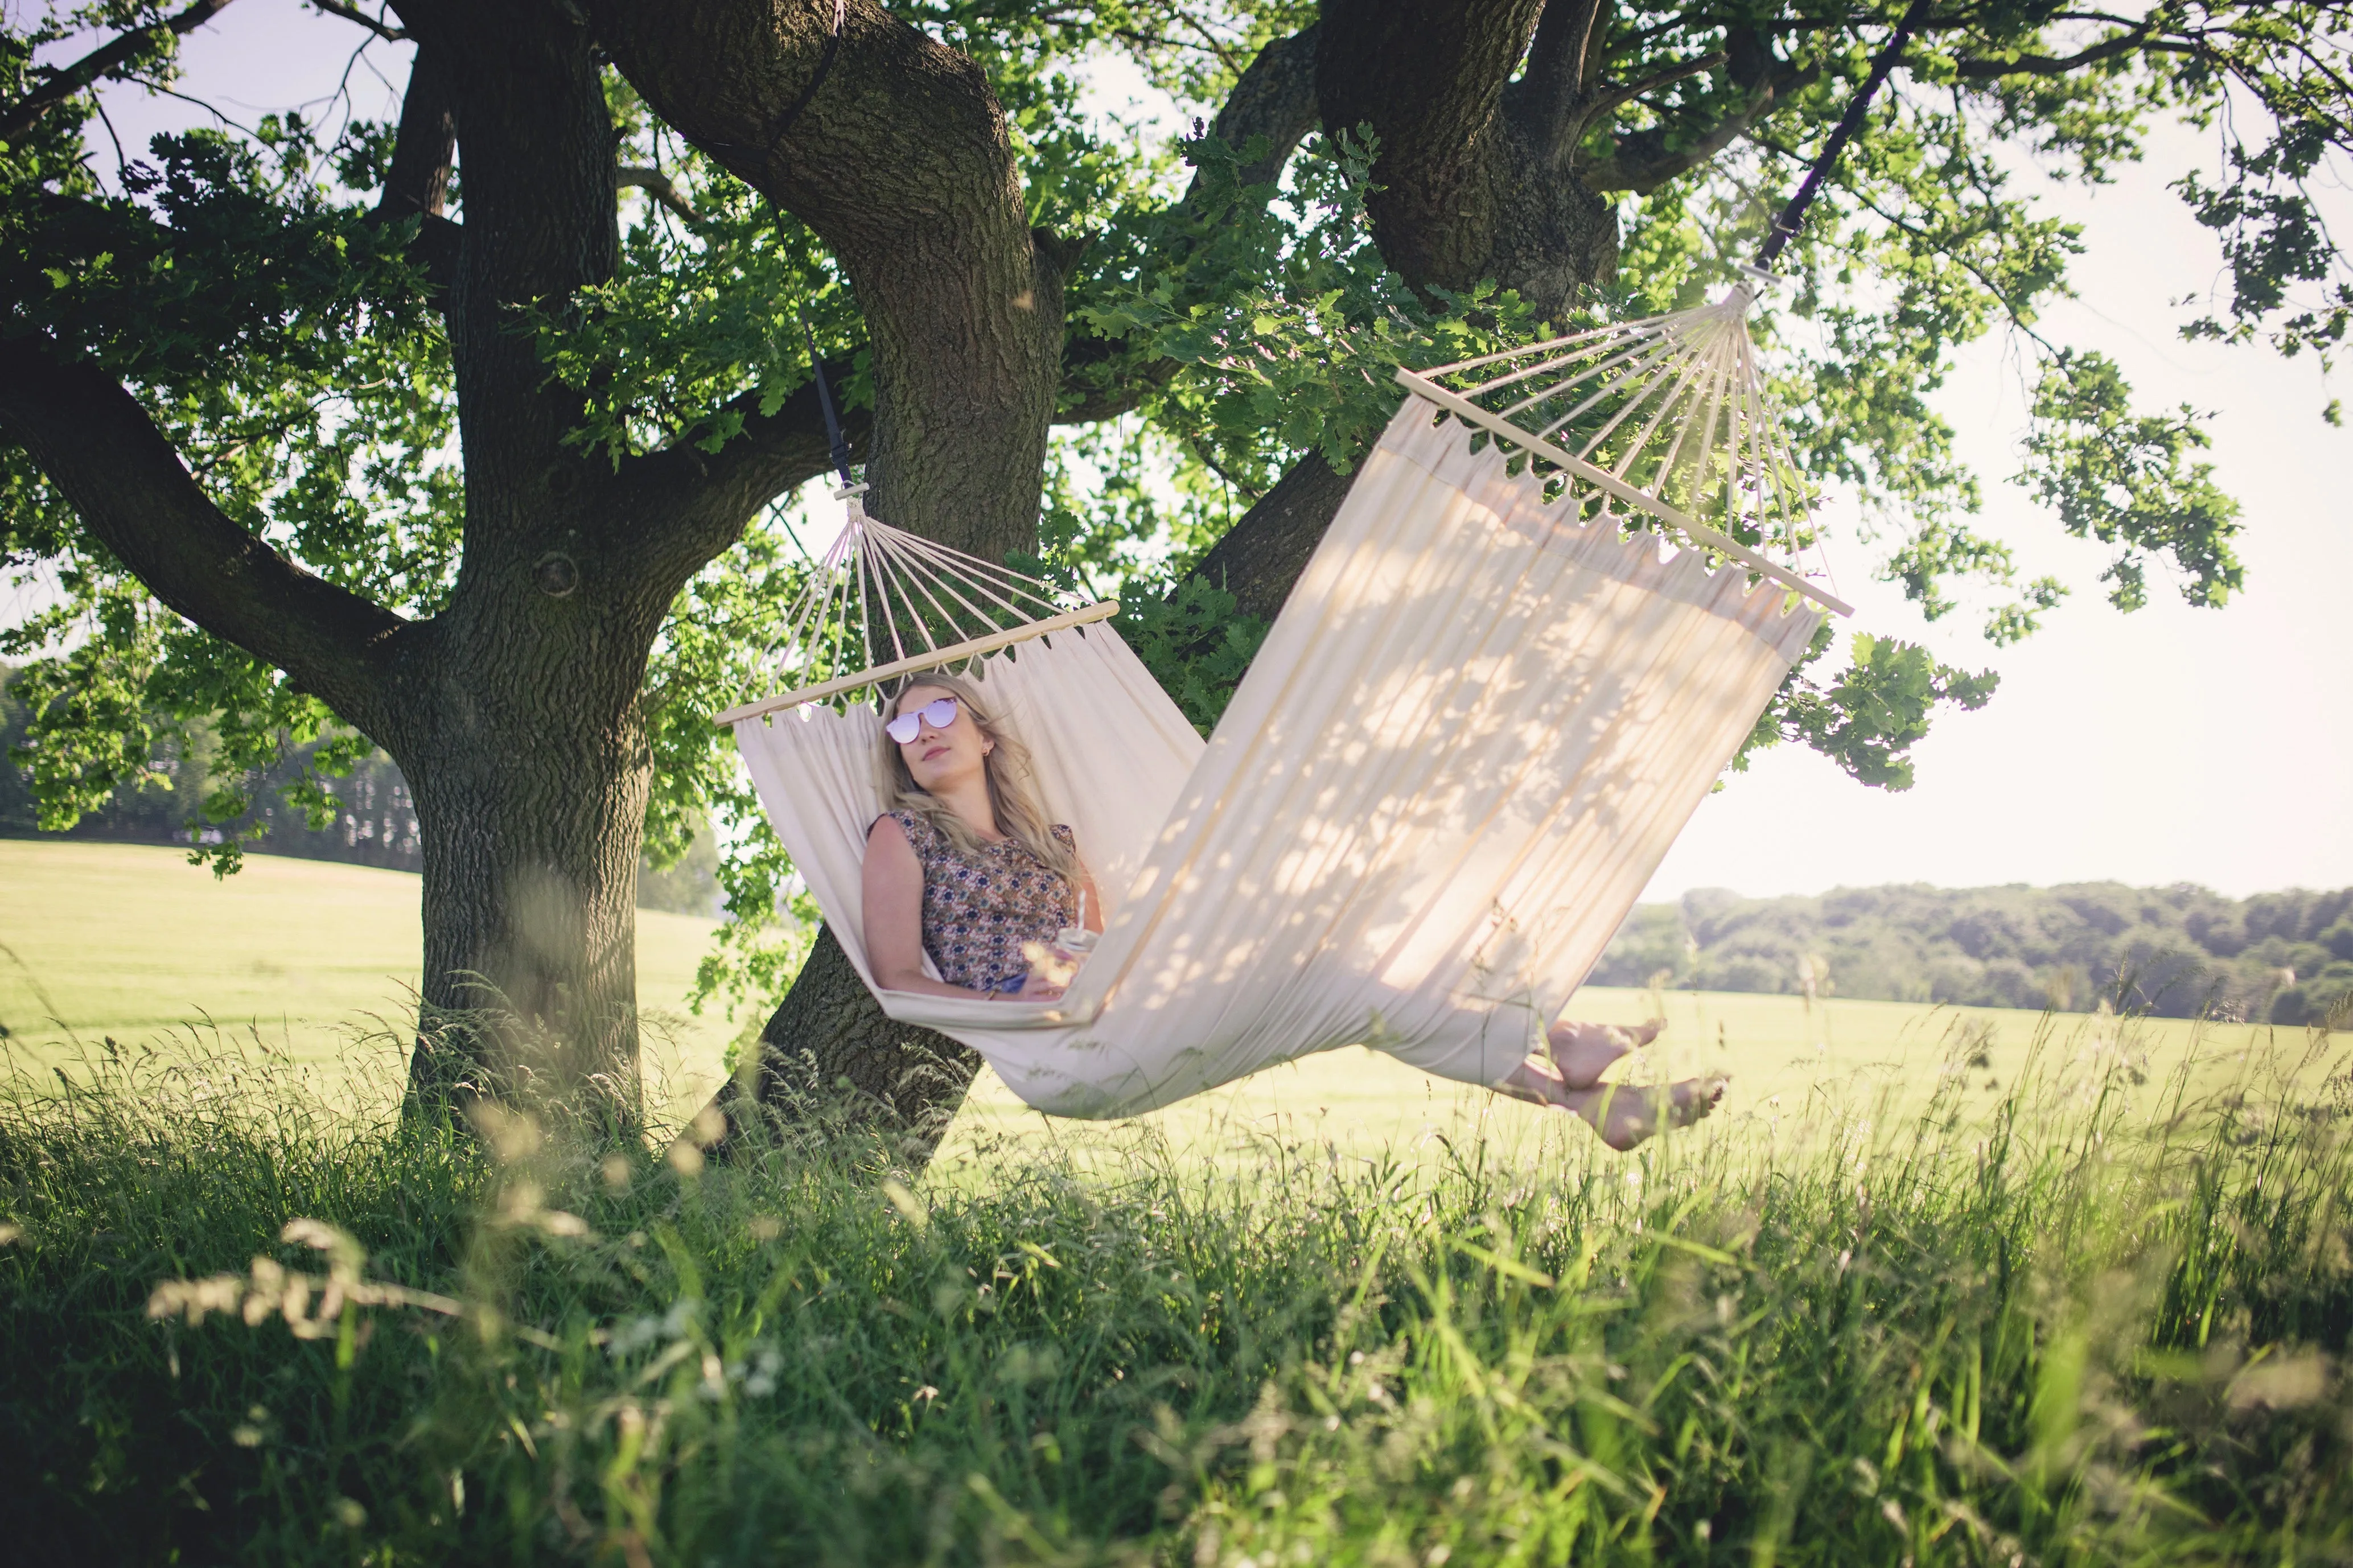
left=891, top=684, right=991, bottom=795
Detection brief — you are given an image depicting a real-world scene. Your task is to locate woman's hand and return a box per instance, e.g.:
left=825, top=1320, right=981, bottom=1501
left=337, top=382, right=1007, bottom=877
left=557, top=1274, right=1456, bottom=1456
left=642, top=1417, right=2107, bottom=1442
left=1019, top=937, right=1089, bottom=995
left=984, top=970, right=1068, bottom=993
left=996, top=973, right=1066, bottom=1002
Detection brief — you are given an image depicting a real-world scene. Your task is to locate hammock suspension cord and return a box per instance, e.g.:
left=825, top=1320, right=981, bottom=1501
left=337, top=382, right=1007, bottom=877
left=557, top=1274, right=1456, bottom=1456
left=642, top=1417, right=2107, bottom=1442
left=1756, top=0, right=1936, bottom=270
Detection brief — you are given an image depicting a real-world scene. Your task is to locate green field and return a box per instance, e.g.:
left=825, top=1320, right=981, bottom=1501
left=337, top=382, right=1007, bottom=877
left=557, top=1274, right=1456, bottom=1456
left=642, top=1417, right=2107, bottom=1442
left=0, top=838, right=2306, bottom=1162
left=5, top=838, right=2348, bottom=1563
left=0, top=839, right=745, bottom=1117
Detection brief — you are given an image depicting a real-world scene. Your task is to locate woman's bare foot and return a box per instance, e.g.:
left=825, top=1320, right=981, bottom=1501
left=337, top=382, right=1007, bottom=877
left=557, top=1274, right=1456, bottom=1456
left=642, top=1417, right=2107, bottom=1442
left=1564, top=1077, right=1725, bottom=1151
left=1546, top=1017, right=1664, bottom=1090
left=1495, top=1057, right=1725, bottom=1152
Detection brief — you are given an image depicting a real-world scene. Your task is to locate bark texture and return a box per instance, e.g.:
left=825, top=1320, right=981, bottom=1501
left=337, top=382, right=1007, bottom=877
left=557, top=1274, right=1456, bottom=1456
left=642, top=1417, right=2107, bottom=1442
left=711, top=927, right=978, bottom=1166
left=587, top=0, right=1071, bottom=565
left=1173, top=0, right=1639, bottom=719
left=380, top=1, right=655, bottom=1109
left=1186, top=451, right=1355, bottom=625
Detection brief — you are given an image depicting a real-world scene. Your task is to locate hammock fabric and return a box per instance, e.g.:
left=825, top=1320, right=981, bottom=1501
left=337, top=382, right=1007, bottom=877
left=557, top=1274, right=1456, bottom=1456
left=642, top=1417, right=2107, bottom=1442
left=727, top=341, right=1829, bottom=1118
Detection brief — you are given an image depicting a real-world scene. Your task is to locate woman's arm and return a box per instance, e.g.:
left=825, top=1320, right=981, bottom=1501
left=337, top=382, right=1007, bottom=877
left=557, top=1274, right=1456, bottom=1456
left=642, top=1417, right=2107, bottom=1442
left=863, top=817, right=1007, bottom=1001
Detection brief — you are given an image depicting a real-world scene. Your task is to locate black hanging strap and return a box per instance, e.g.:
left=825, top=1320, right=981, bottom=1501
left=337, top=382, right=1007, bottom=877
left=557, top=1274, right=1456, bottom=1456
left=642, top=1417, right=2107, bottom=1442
left=801, top=314, right=855, bottom=490
left=1753, top=0, right=1935, bottom=270
left=764, top=0, right=849, bottom=160
left=688, top=0, right=847, bottom=169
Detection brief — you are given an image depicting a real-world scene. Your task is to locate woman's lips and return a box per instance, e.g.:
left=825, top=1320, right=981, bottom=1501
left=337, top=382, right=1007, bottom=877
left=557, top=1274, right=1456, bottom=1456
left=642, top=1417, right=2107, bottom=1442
left=922, top=744, right=949, bottom=762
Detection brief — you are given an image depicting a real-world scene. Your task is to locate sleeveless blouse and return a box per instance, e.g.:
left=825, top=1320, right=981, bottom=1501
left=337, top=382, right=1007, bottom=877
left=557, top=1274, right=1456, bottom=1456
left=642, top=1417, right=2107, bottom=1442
left=881, top=810, right=1078, bottom=993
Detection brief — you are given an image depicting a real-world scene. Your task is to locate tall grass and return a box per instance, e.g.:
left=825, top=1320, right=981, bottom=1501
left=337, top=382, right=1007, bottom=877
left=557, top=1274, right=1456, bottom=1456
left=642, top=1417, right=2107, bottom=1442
left=0, top=1014, right=2346, bottom=1565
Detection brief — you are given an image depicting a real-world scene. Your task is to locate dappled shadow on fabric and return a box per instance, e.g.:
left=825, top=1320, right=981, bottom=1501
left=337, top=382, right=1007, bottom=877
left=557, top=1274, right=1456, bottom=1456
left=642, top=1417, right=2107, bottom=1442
left=734, top=400, right=1819, bottom=1117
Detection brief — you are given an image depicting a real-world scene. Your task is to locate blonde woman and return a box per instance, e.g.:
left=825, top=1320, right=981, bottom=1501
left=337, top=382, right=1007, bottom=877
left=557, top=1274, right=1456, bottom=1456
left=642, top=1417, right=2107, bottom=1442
left=862, top=673, right=1103, bottom=1004
left=861, top=674, right=1720, bottom=1149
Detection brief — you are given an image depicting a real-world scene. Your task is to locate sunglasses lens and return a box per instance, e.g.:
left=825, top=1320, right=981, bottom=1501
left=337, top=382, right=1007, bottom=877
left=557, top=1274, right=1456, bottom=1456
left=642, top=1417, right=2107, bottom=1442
left=886, top=695, right=960, bottom=745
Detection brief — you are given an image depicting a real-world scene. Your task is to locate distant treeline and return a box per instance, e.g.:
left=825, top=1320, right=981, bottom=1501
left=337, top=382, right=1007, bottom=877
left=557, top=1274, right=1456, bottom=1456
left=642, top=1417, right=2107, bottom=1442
left=1591, top=882, right=2353, bottom=1026
left=1, top=665, right=719, bottom=915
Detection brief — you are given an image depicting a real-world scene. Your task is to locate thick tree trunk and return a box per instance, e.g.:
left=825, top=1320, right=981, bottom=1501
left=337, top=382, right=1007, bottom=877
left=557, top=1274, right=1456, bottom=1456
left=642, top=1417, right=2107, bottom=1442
left=398, top=678, right=653, bottom=1119
left=388, top=1, right=659, bottom=1119
left=711, top=926, right=978, bottom=1165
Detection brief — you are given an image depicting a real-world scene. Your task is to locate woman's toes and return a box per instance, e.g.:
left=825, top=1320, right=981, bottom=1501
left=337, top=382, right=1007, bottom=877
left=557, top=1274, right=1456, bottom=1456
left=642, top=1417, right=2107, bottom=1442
left=1577, top=1076, right=1724, bottom=1152
left=1666, top=1075, right=1727, bottom=1127
left=1546, top=1018, right=1662, bottom=1089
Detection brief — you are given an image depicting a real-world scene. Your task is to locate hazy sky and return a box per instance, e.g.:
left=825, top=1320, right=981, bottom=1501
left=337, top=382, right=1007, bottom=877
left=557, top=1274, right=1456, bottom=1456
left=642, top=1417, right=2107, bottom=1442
left=1650, top=120, right=2351, bottom=902
left=28, top=1, right=2352, bottom=900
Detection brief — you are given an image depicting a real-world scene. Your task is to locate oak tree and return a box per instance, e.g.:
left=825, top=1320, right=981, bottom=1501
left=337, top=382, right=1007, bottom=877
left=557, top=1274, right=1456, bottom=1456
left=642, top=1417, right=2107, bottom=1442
left=2, top=1, right=2343, bottom=1141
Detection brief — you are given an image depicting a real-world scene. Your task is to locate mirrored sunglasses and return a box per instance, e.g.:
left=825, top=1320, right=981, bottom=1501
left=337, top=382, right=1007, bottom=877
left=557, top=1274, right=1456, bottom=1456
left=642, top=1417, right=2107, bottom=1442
left=884, top=695, right=961, bottom=745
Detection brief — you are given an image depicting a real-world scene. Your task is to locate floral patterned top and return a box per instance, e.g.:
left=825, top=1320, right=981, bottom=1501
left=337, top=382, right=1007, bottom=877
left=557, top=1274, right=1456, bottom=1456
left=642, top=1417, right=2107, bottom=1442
left=881, top=809, right=1079, bottom=993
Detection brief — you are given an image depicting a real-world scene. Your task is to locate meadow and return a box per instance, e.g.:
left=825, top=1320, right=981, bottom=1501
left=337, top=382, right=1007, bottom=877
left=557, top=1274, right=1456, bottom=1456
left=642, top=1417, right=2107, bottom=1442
left=0, top=840, right=2297, bottom=1161
left=1, top=839, right=2348, bottom=1563
left=0, top=841, right=744, bottom=1116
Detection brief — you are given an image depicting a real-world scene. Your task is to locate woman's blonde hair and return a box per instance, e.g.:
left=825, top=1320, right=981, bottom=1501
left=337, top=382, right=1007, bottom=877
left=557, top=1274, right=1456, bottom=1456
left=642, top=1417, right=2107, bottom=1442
left=874, top=670, right=1077, bottom=880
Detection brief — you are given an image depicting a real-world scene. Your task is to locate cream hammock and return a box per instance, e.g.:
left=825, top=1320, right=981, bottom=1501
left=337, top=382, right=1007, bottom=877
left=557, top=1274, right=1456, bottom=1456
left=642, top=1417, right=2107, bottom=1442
left=720, top=283, right=1849, bottom=1118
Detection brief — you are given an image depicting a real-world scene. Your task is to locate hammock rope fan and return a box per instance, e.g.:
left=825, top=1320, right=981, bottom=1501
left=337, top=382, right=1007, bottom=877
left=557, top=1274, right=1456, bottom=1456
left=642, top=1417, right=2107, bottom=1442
left=719, top=6, right=1923, bottom=1117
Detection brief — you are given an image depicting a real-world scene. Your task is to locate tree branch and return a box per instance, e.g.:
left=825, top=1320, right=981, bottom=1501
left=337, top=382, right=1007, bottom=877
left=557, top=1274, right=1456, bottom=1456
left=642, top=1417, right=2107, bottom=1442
left=0, top=334, right=408, bottom=737
left=375, top=45, right=455, bottom=220
left=1317, top=0, right=1551, bottom=295
left=1188, top=22, right=1320, bottom=192
left=1180, top=448, right=1354, bottom=625
left=367, top=44, right=461, bottom=290
left=1056, top=25, right=1322, bottom=430
left=309, top=0, right=408, bottom=43
left=1581, top=76, right=1779, bottom=194
left=1517, top=0, right=1612, bottom=158
left=1563, top=48, right=1727, bottom=166
left=391, top=3, right=621, bottom=553
left=587, top=0, right=1066, bottom=570
left=603, top=368, right=865, bottom=585
left=0, top=0, right=241, bottom=145
left=1950, top=29, right=2158, bottom=80
left=618, top=164, right=701, bottom=221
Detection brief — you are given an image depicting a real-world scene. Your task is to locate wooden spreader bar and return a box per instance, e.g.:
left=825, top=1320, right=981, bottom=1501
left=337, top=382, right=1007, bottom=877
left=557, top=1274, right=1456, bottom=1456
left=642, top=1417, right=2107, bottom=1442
left=716, top=599, right=1121, bottom=727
